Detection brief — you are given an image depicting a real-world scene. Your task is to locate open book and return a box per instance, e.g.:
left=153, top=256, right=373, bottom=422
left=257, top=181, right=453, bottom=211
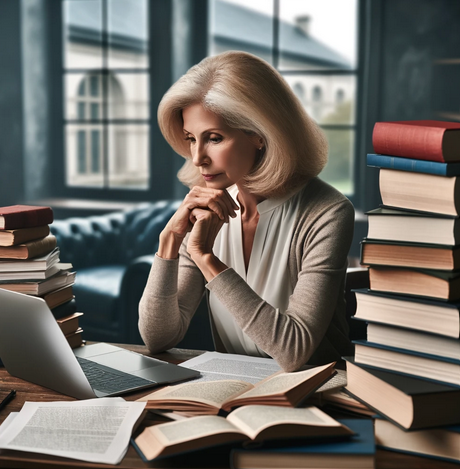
left=136, top=362, right=335, bottom=414
left=133, top=404, right=354, bottom=461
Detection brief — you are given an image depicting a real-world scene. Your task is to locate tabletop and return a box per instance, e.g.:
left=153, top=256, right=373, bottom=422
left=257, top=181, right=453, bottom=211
left=0, top=344, right=458, bottom=469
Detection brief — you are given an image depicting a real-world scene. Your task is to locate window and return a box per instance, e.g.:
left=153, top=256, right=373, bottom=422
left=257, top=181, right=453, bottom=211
left=63, top=0, right=150, bottom=191
left=209, top=0, right=359, bottom=196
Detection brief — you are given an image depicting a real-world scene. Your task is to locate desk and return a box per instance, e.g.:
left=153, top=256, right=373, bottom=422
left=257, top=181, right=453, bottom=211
left=0, top=345, right=458, bottom=469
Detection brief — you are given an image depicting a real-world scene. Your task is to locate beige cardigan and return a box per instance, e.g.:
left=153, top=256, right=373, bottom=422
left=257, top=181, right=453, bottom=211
left=139, top=178, right=355, bottom=371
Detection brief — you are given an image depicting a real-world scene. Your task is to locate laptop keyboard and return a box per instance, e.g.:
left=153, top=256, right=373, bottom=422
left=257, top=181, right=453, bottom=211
left=76, top=356, right=154, bottom=394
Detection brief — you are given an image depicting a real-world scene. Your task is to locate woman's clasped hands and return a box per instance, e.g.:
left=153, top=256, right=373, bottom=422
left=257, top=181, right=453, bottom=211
left=158, top=186, right=238, bottom=269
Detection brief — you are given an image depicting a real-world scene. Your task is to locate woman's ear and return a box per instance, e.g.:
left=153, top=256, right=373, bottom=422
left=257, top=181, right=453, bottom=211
left=248, top=133, right=265, bottom=150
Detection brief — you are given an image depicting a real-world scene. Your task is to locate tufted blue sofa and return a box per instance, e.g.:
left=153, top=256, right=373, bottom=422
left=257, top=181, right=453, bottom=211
left=50, top=200, right=213, bottom=347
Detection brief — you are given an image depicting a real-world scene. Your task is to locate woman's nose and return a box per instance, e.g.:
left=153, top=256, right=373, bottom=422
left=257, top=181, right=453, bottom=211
left=192, top=142, right=208, bottom=167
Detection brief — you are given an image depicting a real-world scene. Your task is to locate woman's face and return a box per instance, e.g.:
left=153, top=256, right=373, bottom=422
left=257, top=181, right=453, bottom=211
left=182, top=103, right=262, bottom=189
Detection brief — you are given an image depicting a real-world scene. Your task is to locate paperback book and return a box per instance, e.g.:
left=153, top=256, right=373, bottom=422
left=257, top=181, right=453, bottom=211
left=133, top=405, right=354, bottom=461
left=136, top=362, right=335, bottom=414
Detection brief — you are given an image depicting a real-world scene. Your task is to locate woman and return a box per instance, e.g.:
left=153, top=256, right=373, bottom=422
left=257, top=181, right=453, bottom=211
left=139, top=51, right=354, bottom=372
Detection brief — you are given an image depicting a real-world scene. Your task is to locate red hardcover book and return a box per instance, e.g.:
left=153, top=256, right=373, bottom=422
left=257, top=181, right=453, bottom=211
left=372, top=120, right=460, bottom=162
left=0, top=205, right=53, bottom=230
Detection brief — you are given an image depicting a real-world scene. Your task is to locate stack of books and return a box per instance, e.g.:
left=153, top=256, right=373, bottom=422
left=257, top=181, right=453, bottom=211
left=346, top=120, right=460, bottom=464
left=0, top=205, right=82, bottom=348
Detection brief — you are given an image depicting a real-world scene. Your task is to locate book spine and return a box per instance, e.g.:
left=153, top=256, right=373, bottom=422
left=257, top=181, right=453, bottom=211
left=372, top=123, right=447, bottom=162
left=25, top=235, right=57, bottom=259
left=1, top=208, right=53, bottom=230
left=367, top=153, right=455, bottom=176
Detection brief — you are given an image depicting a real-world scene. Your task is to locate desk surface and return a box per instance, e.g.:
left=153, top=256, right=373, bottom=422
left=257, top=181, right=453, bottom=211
left=0, top=344, right=458, bottom=469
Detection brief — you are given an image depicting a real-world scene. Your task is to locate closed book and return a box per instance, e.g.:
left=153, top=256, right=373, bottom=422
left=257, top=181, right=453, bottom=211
left=0, top=205, right=53, bottom=230
left=344, top=357, right=460, bottom=430
left=0, top=263, right=62, bottom=281
left=353, top=340, right=460, bottom=387
left=230, top=418, right=375, bottom=469
left=0, top=248, right=60, bottom=272
left=366, top=207, right=460, bottom=245
left=65, top=327, right=84, bottom=349
left=362, top=321, right=460, bottom=362
left=41, top=285, right=74, bottom=310
left=353, top=289, right=460, bottom=338
left=0, top=235, right=57, bottom=260
left=360, top=239, right=460, bottom=270
left=375, top=418, right=460, bottom=464
left=56, top=312, right=84, bottom=336
left=368, top=266, right=460, bottom=301
left=0, top=270, right=76, bottom=296
left=379, top=169, right=460, bottom=216
left=372, top=120, right=460, bottom=162
left=367, top=153, right=460, bottom=176
left=0, top=225, right=50, bottom=247
left=50, top=297, right=77, bottom=319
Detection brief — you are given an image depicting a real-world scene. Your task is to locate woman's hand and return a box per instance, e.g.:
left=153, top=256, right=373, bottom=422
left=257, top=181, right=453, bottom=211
left=158, top=187, right=238, bottom=259
left=187, top=208, right=228, bottom=281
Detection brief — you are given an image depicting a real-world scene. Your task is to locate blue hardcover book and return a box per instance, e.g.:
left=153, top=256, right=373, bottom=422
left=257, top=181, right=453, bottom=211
left=375, top=418, right=460, bottom=464
left=353, top=340, right=460, bottom=388
left=230, top=419, right=375, bottom=469
left=367, top=153, right=460, bottom=176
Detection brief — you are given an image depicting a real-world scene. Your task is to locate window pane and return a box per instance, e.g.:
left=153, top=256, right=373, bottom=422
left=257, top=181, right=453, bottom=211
left=108, top=73, right=149, bottom=119
left=209, top=0, right=274, bottom=64
left=77, top=131, right=86, bottom=173
left=108, top=0, right=149, bottom=68
left=91, top=103, right=99, bottom=120
left=108, top=125, right=149, bottom=189
left=284, top=74, right=356, bottom=124
left=66, top=125, right=104, bottom=187
left=91, top=130, right=101, bottom=173
left=65, top=74, right=104, bottom=121
left=320, top=129, right=354, bottom=195
left=278, top=0, right=357, bottom=71
left=63, top=0, right=103, bottom=69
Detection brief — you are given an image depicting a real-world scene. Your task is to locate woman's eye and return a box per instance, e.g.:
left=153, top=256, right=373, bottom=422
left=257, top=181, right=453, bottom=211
left=209, top=136, right=222, bottom=143
left=184, top=136, right=196, bottom=143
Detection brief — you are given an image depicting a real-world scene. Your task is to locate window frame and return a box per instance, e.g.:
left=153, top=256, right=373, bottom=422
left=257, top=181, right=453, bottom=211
left=272, top=0, right=363, bottom=207
left=50, top=0, right=177, bottom=202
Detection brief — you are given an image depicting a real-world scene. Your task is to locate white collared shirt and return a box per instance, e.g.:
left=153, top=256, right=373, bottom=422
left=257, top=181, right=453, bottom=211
left=209, top=185, right=302, bottom=357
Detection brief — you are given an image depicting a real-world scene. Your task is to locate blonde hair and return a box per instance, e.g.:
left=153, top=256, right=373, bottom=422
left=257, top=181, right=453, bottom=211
left=158, top=51, right=328, bottom=199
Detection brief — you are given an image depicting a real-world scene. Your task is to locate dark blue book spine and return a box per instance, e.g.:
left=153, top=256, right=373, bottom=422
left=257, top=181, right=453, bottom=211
left=367, top=153, right=460, bottom=176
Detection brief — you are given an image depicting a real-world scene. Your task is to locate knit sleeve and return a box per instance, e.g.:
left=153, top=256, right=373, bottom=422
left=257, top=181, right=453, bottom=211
left=138, top=236, right=206, bottom=353
left=206, top=197, right=354, bottom=371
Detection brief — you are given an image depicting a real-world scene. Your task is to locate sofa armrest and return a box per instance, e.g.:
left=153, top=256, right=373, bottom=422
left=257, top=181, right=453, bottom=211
left=119, top=254, right=156, bottom=344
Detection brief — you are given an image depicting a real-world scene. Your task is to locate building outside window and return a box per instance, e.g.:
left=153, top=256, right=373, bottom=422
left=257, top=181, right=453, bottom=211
left=63, top=0, right=150, bottom=190
left=209, top=0, right=359, bottom=195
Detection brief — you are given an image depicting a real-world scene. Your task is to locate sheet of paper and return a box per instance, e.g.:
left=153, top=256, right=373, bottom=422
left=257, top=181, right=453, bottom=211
left=0, top=412, right=18, bottom=438
left=0, top=397, right=146, bottom=465
left=181, top=351, right=281, bottom=384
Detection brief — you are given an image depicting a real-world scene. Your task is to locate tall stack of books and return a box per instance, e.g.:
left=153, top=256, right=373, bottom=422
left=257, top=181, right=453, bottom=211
left=0, top=205, right=82, bottom=348
left=345, top=120, right=460, bottom=464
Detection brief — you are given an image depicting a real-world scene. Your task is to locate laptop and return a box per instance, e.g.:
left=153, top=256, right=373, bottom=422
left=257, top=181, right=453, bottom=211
left=0, top=289, right=200, bottom=399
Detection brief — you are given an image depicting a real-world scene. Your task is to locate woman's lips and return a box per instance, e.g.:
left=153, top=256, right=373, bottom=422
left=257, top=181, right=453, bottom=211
left=202, top=173, right=221, bottom=181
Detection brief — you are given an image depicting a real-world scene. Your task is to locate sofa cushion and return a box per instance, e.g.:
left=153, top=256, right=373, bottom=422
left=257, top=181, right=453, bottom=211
left=73, top=265, right=126, bottom=326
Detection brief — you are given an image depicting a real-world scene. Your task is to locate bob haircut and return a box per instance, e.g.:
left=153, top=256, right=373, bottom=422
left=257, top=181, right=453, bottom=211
left=157, top=51, right=328, bottom=199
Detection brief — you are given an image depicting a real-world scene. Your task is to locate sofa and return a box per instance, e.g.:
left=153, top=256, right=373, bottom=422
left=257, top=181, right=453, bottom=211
left=50, top=200, right=214, bottom=348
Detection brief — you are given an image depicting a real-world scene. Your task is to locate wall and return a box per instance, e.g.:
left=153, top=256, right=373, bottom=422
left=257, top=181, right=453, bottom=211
left=0, top=1, right=24, bottom=206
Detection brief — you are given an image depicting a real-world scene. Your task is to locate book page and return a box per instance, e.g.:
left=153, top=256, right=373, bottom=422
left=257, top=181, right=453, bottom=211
left=138, top=380, right=253, bottom=408
left=150, top=415, right=244, bottom=445
left=227, top=405, right=345, bottom=440
left=0, top=398, right=146, bottom=465
left=235, top=363, right=333, bottom=400
left=180, top=352, right=281, bottom=384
